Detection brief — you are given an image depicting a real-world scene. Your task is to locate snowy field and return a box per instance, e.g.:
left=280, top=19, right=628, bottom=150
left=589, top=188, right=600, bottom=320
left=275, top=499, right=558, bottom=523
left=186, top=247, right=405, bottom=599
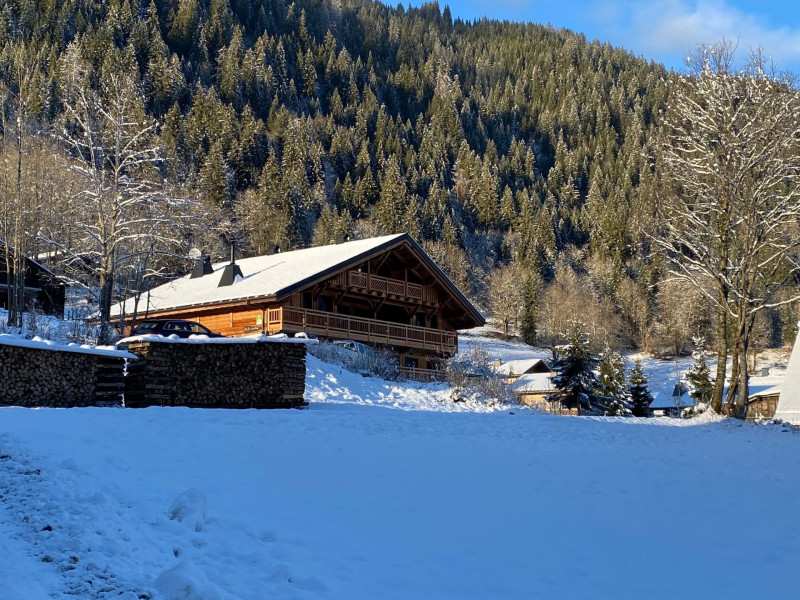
left=0, top=328, right=799, bottom=599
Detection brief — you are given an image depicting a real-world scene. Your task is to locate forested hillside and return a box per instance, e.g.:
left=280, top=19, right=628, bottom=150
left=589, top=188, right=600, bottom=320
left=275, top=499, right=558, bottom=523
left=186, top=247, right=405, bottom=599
left=0, top=0, right=794, bottom=357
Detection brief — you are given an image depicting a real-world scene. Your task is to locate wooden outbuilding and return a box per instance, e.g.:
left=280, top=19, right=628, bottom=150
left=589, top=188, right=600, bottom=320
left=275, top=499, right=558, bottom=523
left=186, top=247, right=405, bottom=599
left=0, top=241, right=66, bottom=317
left=110, top=234, right=484, bottom=375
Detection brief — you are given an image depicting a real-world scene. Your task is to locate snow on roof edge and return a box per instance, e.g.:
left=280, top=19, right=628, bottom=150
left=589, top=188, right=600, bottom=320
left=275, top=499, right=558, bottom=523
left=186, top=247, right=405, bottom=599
left=116, top=333, right=318, bottom=345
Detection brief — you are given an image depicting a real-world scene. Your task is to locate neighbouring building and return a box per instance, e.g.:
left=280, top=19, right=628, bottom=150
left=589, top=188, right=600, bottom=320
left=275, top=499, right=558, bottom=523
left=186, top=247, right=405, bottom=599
left=110, top=233, right=484, bottom=374
left=0, top=241, right=67, bottom=317
left=741, top=385, right=781, bottom=422
left=509, top=372, right=566, bottom=411
left=650, top=382, right=694, bottom=417
left=493, top=358, right=552, bottom=383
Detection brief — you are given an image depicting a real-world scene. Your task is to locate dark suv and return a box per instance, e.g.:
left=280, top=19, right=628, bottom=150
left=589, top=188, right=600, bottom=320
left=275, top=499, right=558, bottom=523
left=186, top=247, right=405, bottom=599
left=130, top=319, right=224, bottom=338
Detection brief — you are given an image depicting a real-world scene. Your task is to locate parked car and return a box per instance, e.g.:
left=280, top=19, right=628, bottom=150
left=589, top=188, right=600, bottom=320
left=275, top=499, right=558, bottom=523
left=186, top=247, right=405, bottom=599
left=131, top=319, right=224, bottom=338
left=333, top=339, right=376, bottom=369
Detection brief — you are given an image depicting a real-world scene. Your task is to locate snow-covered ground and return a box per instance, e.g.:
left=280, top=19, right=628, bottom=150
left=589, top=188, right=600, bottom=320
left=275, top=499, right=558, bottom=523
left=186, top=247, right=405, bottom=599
left=0, top=327, right=799, bottom=599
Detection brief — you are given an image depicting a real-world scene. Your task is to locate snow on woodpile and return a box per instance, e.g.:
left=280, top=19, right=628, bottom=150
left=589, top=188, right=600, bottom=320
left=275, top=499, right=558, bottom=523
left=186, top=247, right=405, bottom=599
left=0, top=333, right=135, bottom=359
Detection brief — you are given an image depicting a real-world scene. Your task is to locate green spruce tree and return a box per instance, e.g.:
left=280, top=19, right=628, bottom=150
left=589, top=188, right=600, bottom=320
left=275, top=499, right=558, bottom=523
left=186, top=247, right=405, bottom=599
left=686, top=339, right=713, bottom=407
left=552, top=330, right=600, bottom=415
left=628, top=359, right=653, bottom=417
left=598, top=347, right=627, bottom=415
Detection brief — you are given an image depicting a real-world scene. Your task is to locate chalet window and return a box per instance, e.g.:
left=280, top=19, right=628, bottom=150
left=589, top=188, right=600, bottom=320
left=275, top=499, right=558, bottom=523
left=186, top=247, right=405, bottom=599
left=301, top=291, right=313, bottom=308
left=317, top=295, right=332, bottom=312
left=337, top=305, right=350, bottom=315
left=430, top=315, right=438, bottom=329
left=413, top=313, right=425, bottom=327
left=404, top=357, right=419, bottom=369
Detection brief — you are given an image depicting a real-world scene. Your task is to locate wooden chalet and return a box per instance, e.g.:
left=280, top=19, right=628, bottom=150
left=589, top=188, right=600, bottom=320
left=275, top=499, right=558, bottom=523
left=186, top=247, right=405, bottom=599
left=0, top=241, right=66, bottom=317
left=110, top=234, right=484, bottom=373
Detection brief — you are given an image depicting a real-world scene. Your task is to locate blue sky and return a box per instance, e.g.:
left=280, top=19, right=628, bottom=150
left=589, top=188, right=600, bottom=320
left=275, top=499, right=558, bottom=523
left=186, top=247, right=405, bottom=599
left=407, top=0, right=800, bottom=73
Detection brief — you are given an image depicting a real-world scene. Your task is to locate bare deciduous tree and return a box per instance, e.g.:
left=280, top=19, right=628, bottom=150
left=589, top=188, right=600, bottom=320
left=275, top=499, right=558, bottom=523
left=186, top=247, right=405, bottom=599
left=488, top=263, right=524, bottom=339
left=655, top=44, right=800, bottom=411
left=52, top=43, right=196, bottom=342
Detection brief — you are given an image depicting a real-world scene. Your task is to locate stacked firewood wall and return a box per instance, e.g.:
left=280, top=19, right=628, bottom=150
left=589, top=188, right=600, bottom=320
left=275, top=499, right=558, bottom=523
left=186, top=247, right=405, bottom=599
left=0, top=345, right=125, bottom=407
left=121, top=340, right=307, bottom=408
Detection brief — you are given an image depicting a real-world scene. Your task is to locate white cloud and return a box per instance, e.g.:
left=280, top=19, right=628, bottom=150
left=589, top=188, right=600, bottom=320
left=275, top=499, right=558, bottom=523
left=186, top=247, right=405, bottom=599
left=623, top=0, right=800, bottom=70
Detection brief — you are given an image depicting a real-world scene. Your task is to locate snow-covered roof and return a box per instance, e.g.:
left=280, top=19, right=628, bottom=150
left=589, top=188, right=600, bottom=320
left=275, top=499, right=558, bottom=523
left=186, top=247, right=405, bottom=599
left=0, top=238, right=63, bottom=280
left=744, top=374, right=783, bottom=398
left=749, top=385, right=781, bottom=399
left=493, top=358, right=550, bottom=377
left=109, top=234, right=483, bottom=326
left=510, top=373, right=556, bottom=394
left=116, top=333, right=317, bottom=345
left=649, top=391, right=694, bottom=410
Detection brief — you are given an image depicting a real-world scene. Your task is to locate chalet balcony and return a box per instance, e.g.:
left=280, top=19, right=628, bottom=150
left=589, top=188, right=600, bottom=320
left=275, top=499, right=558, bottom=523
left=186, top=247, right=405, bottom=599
left=331, top=270, right=438, bottom=305
left=267, top=306, right=457, bottom=355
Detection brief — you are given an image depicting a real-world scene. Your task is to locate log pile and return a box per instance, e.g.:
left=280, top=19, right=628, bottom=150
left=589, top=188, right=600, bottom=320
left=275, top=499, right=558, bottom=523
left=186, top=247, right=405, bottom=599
left=0, top=344, right=125, bottom=407
left=121, top=340, right=307, bottom=408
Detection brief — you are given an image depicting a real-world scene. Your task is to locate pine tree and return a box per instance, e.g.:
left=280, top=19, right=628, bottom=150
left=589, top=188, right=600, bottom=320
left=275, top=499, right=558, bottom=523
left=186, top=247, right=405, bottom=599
left=552, top=331, right=600, bottom=414
left=598, top=347, right=627, bottom=415
left=628, top=359, right=653, bottom=417
left=686, top=340, right=713, bottom=407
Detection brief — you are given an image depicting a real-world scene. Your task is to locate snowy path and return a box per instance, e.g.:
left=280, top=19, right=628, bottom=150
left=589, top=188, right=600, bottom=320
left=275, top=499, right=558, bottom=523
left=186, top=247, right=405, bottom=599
left=0, top=404, right=799, bottom=599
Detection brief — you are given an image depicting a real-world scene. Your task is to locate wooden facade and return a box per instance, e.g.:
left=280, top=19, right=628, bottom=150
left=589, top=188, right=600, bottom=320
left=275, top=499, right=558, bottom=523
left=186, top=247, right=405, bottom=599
left=741, top=391, right=781, bottom=422
left=120, top=235, right=484, bottom=369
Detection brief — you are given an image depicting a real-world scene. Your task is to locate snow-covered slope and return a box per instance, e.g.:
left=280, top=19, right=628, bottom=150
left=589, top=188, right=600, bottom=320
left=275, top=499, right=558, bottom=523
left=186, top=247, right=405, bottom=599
left=0, top=333, right=798, bottom=599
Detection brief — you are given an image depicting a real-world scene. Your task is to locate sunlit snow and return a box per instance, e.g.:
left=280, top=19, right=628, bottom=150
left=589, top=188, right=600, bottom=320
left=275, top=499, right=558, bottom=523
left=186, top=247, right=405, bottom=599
left=0, top=328, right=798, bottom=599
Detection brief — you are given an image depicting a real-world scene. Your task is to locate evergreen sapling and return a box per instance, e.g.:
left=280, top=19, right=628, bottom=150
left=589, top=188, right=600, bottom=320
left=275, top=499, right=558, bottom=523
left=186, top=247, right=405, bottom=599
left=628, top=359, right=653, bottom=417
left=552, top=331, right=601, bottom=414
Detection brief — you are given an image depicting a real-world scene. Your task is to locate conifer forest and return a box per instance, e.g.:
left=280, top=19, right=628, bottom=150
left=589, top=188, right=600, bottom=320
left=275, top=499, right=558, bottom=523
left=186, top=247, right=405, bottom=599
left=1, top=0, right=799, bottom=408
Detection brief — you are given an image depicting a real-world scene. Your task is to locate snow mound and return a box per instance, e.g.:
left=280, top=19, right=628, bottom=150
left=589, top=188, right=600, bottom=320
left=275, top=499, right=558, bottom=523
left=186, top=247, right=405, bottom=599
left=168, top=488, right=209, bottom=532
left=155, top=561, right=235, bottom=600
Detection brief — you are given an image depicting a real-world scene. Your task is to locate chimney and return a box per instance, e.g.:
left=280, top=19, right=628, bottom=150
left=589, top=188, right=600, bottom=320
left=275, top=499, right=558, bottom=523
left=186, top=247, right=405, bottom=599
left=190, top=255, right=214, bottom=279
left=335, top=233, right=350, bottom=244
left=266, top=244, right=280, bottom=255
left=218, top=244, right=243, bottom=287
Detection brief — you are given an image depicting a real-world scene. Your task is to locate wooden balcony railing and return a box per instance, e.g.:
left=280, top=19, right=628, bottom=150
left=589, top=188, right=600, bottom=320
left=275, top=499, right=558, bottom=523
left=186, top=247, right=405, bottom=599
left=331, top=271, right=438, bottom=305
left=267, top=306, right=457, bottom=354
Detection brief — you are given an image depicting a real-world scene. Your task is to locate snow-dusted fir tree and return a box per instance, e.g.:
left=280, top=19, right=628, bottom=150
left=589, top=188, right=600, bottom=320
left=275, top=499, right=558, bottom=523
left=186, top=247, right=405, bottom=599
left=552, top=330, right=600, bottom=415
left=598, top=347, right=628, bottom=415
left=53, top=44, right=195, bottom=342
left=686, top=338, right=713, bottom=407
left=628, top=359, right=653, bottom=417
left=656, top=42, right=800, bottom=412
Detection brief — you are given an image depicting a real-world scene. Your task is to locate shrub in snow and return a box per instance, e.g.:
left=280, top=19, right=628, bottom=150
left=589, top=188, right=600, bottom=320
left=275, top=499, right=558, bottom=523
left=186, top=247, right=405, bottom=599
left=445, top=344, right=512, bottom=404
left=168, top=488, right=208, bottom=532
left=682, top=402, right=708, bottom=419
left=307, top=341, right=399, bottom=380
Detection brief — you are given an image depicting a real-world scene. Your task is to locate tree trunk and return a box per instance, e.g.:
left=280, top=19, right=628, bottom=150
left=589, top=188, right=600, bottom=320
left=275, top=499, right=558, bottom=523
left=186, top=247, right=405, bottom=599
left=98, top=253, right=114, bottom=344
left=711, top=298, right=728, bottom=413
